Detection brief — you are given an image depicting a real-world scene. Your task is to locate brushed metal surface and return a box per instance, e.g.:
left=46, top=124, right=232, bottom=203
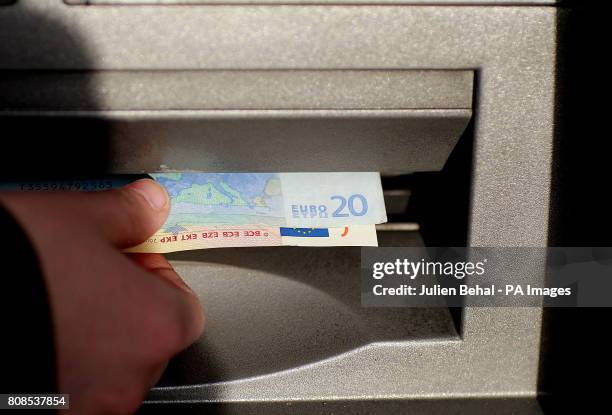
left=64, top=0, right=557, bottom=5
left=0, top=70, right=472, bottom=110
left=159, top=234, right=457, bottom=385
left=139, top=398, right=545, bottom=414
left=1, top=109, right=470, bottom=174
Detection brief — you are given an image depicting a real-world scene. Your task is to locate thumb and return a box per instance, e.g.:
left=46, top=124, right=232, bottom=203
left=1, top=178, right=170, bottom=249
left=90, top=179, right=170, bottom=248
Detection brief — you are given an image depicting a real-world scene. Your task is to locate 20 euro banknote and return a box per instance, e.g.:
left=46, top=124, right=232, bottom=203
left=1, top=172, right=385, bottom=253
left=150, top=172, right=386, bottom=229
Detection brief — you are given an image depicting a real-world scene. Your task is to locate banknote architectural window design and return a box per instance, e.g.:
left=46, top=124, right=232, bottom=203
left=152, top=173, right=285, bottom=230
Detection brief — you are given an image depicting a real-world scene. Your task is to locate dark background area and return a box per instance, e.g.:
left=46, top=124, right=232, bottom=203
left=539, top=1, right=612, bottom=412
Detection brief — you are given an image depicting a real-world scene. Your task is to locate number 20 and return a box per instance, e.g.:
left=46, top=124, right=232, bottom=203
left=331, top=194, right=368, bottom=217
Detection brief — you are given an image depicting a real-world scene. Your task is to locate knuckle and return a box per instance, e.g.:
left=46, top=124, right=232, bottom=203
left=146, top=294, right=204, bottom=360
left=187, top=294, right=206, bottom=342
left=176, top=292, right=206, bottom=346
left=144, top=306, right=189, bottom=361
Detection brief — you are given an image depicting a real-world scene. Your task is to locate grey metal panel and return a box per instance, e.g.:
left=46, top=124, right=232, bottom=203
left=0, top=68, right=472, bottom=173
left=0, top=70, right=473, bottom=110
left=1, top=2, right=553, bottom=72
left=158, top=232, right=457, bottom=385
left=140, top=398, right=545, bottom=414
left=2, top=109, right=469, bottom=173
left=64, top=0, right=557, bottom=5
left=112, top=110, right=468, bottom=173
left=1, top=0, right=556, bottom=406
left=133, top=6, right=551, bottom=401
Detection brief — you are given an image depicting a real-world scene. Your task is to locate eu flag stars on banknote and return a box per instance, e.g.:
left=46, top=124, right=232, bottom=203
left=2, top=172, right=387, bottom=253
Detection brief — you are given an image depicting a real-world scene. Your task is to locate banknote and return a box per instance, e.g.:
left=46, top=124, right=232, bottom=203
left=151, top=172, right=386, bottom=229
left=1, top=172, right=386, bottom=227
left=1, top=172, right=385, bottom=253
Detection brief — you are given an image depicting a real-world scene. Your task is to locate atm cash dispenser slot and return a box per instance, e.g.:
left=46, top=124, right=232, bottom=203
left=0, top=68, right=473, bottom=386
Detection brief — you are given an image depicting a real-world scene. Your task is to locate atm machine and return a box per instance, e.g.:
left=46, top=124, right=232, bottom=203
left=0, top=0, right=570, bottom=413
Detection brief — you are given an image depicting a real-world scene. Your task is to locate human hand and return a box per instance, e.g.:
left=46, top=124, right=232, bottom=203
left=0, top=179, right=204, bottom=414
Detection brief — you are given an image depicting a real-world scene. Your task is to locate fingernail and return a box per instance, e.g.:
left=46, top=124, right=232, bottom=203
left=128, top=179, right=168, bottom=210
